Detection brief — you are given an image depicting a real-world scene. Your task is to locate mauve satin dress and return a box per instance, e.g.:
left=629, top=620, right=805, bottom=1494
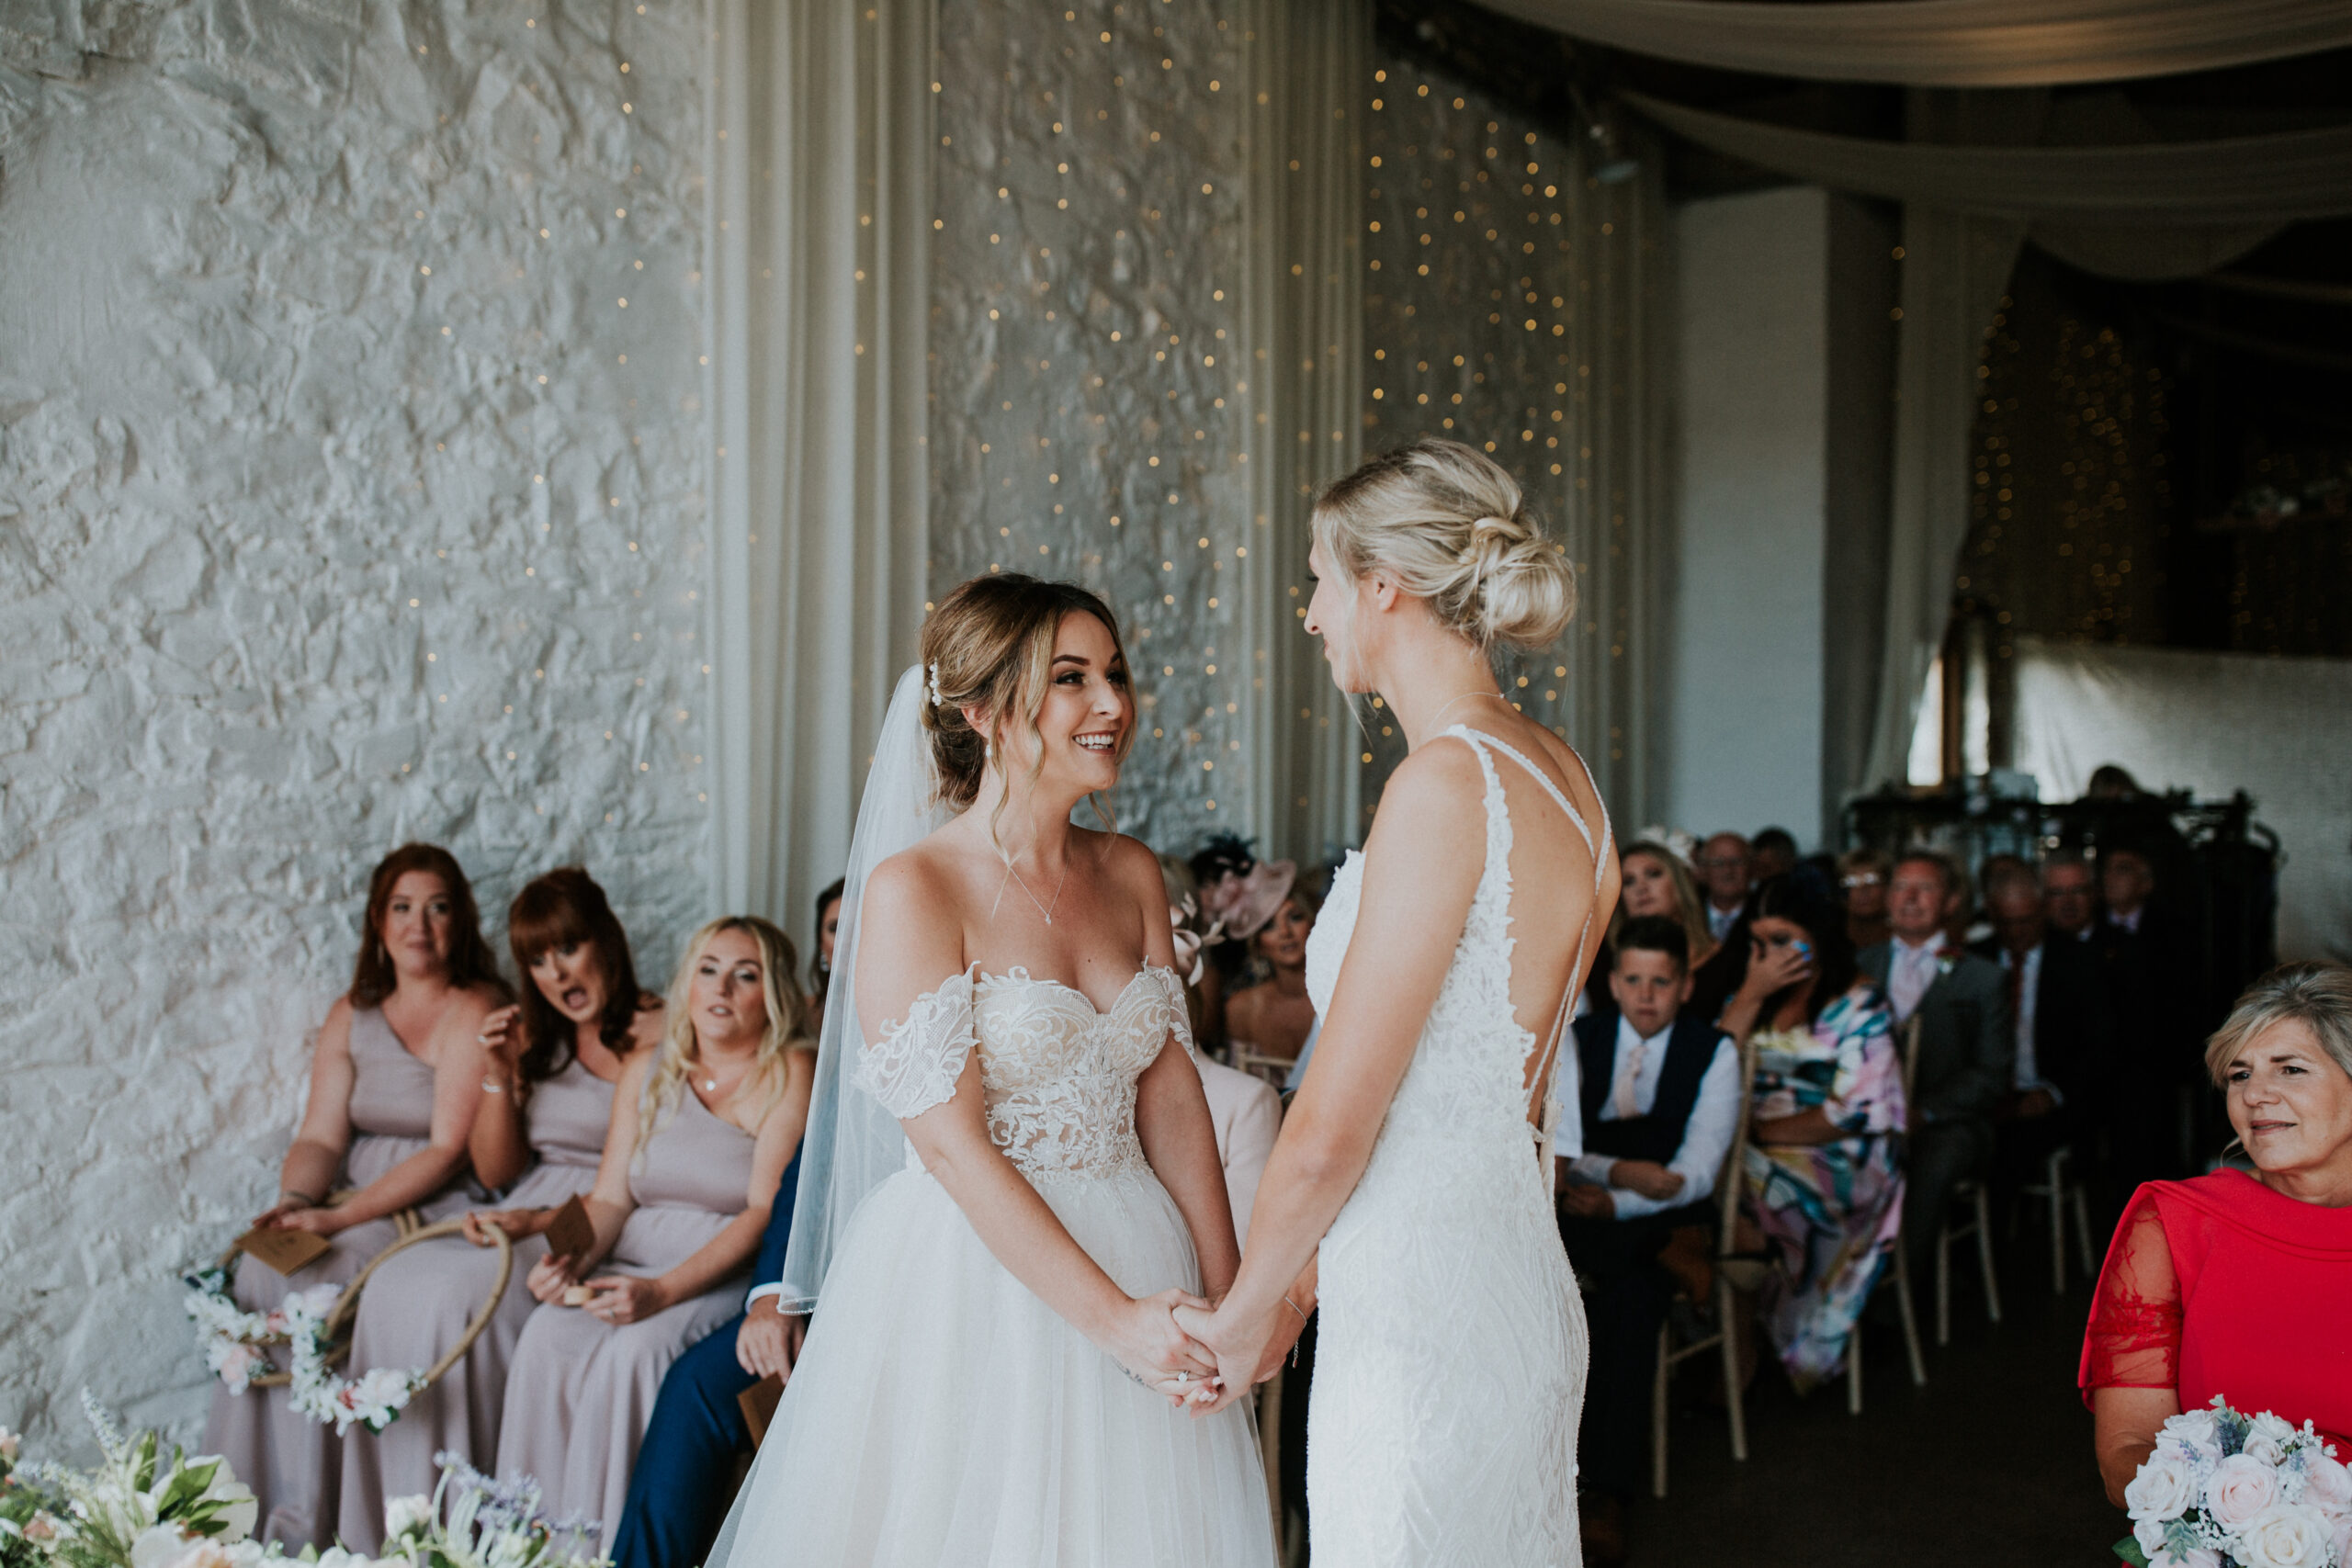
left=335, top=1057, right=616, bottom=1550
left=203, top=1008, right=472, bottom=1547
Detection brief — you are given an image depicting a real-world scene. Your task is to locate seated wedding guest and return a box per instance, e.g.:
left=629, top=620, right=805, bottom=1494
left=1556, top=917, right=1740, bottom=1562
left=1223, top=882, right=1318, bottom=1081
left=2084, top=963, right=2352, bottom=1506
left=808, top=876, right=844, bottom=1029
left=1726, top=876, right=1905, bottom=1392
left=1860, top=851, right=2013, bottom=1289
left=1158, top=864, right=1286, bottom=1243
left=497, top=917, right=815, bottom=1553
left=1970, top=864, right=2109, bottom=1209
left=1750, top=827, right=1799, bottom=884
left=205, top=843, right=505, bottom=1546
left=1839, top=848, right=1894, bottom=953
left=336, top=867, right=664, bottom=1550
left=1694, top=832, right=1752, bottom=945
left=1597, top=840, right=1720, bottom=1019
left=609, top=1144, right=808, bottom=1568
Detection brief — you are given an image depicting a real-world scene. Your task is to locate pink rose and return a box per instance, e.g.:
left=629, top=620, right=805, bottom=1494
left=2302, top=1451, right=2352, bottom=1518
left=2207, top=1453, right=2280, bottom=1529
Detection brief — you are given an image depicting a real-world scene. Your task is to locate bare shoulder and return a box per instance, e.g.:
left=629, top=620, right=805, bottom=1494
left=316, top=995, right=356, bottom=1048
left=1371, top=735, right=1490, bottom=833
left=862, top=841, right=967, bottom=939
left=628, top=999, right=668, bottom=1052
left=1097, top=829, right=1167, bottom=898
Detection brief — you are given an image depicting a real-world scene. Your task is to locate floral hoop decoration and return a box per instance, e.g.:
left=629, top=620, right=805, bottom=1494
left=179, top=1215, right=514, bottom=1437
left=179, top=1269, right=425, bottom=1437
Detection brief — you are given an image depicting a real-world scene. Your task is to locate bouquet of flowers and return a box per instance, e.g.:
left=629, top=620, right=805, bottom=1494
left=0, top=1399, right=603, bottom=1568
left=0, top=1393, right=258, bottom=1568
left=2120, top=1397, right=2352, bottom=1568
left=180, top=1271, right=424, bottom=1435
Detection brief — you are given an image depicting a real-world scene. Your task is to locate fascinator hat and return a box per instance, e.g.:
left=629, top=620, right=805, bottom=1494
left=1197, top=858, right=1298, bottom=943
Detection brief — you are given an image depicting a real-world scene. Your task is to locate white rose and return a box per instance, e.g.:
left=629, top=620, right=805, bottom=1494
left=2135, top=1516, right=2173, bottom=1559
left=2301, top=1451, right=2352, bottom=1518
left=2128, top=1450, right=2200, bottom=1522
left=2168, top=1408, right=2224, bottom=1461
left=2248, top=1413, right=2300, bottom=1468
left=2148, top=1546, right=2222, bottom=1568
left=2210, top=1453, right=2282, bottom=1529
left=315, top=1548, right=377, bottom=1568
left=2235, top=1503, right=2332, bottom=1568
left=131, top=1524, right=187, bottom=1568
left=383, top=1495, right=434, bottom=1540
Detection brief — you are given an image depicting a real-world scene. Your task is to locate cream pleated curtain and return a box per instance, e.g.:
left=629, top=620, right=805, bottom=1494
left=1476, top=0, right=2352, bottom=85
left=1238, top=0, right=1370, bottom=863
left=705, top=0, right=933, bottom=942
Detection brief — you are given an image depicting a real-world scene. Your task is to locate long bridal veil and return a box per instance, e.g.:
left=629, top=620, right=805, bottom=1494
left=773, top=663, right=947, bottom=1310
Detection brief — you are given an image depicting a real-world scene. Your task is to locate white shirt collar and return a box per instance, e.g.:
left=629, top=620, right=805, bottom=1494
left=1894, top=930, right=1946, bottom=961
left=1614, top=1012, right=1673, bottom=1054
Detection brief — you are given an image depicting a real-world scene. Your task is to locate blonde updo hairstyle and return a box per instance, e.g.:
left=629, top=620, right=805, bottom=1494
left=637, top=915, right=812, bottom=1159
left=920, top=572, right=1135, bottom=837
left=1311, top=437, right=1577, bottom=652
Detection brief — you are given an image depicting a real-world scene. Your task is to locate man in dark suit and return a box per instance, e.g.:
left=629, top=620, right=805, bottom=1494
left=1556, top=918, right=1742, bottom=1563
left=1859, top=852, right=2013, bottom=1289
left=609, top=1150, right=802, bottom=1568
left=1972, top=865, right=2113, bottom=1201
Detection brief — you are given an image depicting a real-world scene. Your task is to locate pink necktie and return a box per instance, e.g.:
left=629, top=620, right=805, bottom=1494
left=1612, top=1041, right=1645, bottom=1121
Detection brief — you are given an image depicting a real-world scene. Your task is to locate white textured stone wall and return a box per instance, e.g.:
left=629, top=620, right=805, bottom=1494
left=930, top=0, right=1263, bottom=854
left=0, top=0, right=710, bottom=1450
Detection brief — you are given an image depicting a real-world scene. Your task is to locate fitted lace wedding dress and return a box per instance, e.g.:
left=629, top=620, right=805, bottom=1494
left=1305, top=725, right=1611, bottom=1567
left=707, top=963, right=1273, bottom=1568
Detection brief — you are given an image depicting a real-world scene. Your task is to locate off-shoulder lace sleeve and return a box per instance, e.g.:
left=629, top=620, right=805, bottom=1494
left=2082, top=1191, right=2181, bottom=1392
left=852, top=970, right=978, bottom=1121
left=1156, top=968, right=1200, bottom=1064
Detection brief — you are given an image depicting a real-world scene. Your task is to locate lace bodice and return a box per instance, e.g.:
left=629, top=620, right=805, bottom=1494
left=1304, top=726, right=1611, bottom=1166
left=853, top=964, right=1194, bottom=1179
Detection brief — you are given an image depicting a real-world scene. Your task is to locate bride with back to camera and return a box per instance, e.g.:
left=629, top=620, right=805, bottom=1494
left=1180, top=436, right=1621, bottom=1566
left=707, top=573, right=1272, bottom=1566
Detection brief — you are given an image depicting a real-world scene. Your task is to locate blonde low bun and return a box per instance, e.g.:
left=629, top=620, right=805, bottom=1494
left=1313, top=438, right=1577, bottom=651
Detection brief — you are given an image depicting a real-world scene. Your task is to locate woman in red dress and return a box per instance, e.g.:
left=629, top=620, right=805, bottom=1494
left=2082, top=962, right=2352, bottom=1508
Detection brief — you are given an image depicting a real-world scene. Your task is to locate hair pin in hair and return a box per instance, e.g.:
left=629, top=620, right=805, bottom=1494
left=927, top=662, right=942, bottom=706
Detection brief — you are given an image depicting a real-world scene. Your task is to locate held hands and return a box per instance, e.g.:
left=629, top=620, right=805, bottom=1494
left=736, top=1295, right=808, bottom=1381
left=1102, top=1289, right=1224, bottom=1410
left=1170, top=1296, right=1279, bottom=1417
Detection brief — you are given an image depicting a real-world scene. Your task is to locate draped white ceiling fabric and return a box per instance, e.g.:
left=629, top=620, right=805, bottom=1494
left=1476, top=0, right=2352, bottom=86
left=705, top=0, right=933, bottom=943
left=1623, top=94, right=2352, bottom=222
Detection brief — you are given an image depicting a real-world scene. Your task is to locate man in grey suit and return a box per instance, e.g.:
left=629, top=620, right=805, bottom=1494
left=1859, top=851, right=2015, bottom=1289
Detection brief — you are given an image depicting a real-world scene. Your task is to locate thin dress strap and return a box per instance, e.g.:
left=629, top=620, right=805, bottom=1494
left=1444, top=726, right=1614, bottom=1150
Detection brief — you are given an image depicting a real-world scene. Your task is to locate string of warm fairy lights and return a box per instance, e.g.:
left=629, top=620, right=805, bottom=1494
left=928, top=4, right=1258, bottom=826
left=1355, top=53, right=1633, bottom=807
left=396, top=2, right=701, bottom=824
left=1960, top=289, right=2169, bottom=653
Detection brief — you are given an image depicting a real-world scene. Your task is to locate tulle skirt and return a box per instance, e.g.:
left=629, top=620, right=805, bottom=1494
left=709, top=1161, right=1274, bottom=1568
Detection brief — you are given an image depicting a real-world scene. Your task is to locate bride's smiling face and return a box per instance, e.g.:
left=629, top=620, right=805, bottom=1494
left=983, top=611, right=1133, bottom=802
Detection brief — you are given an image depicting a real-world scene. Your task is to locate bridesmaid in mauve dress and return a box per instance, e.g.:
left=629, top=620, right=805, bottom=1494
left=204, top=844, right=504, bottom=1547
left=336, top=869, right=663, bottom=1551
left=497, top=916, right=815, bottom=1552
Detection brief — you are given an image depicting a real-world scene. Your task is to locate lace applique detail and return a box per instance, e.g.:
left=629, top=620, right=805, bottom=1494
left=2084, top=1193, right=2182, bottom=1390
left=853, top=970, right=978, bottom=1121
left=973, top=965, right=1189, bottom=1178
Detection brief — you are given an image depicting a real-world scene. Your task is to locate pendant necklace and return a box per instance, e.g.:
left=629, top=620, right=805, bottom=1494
left=1001, top=853, right=1069, bottom=926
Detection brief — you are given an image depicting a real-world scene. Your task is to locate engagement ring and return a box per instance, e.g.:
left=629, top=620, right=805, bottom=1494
left=1176, top=1371, right=1190, bottom=1384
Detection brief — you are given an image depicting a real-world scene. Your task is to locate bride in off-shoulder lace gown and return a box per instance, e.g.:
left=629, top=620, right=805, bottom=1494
left=707, top=962, right=1272, bottom=1565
